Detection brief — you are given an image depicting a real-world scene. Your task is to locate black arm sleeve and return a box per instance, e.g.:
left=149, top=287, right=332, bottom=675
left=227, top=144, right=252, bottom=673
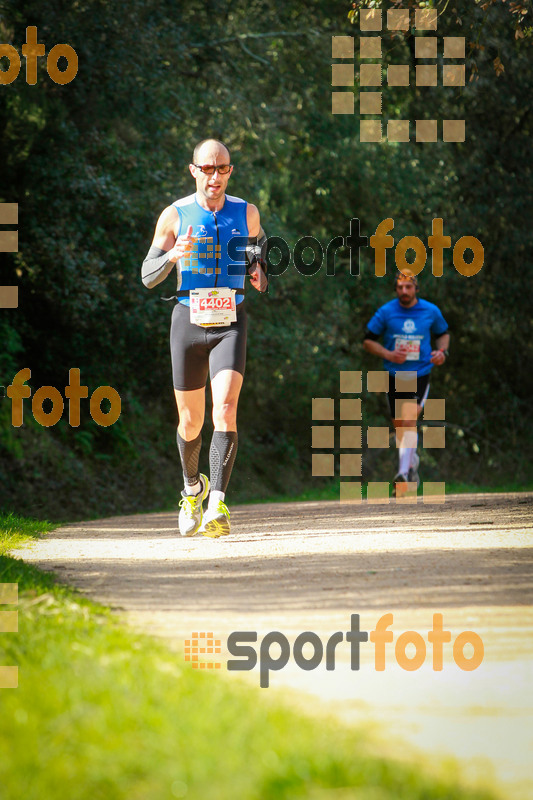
left=363, top=329, right=380, bottom=342
left=141, top=246, right=175, bottom=289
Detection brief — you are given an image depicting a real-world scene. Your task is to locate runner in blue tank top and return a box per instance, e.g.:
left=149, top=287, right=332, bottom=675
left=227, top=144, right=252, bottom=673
left=363, top=270, right=450, bottom=496
left=141, top=139, right=267, bottom=537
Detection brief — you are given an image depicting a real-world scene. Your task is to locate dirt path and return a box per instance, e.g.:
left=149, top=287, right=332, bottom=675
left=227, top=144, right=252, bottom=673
left=15, top=492, right=533, bottom=798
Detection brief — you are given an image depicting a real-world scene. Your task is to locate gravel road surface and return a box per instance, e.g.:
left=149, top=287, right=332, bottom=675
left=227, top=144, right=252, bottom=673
left=15, top=491, right=533, bottom=798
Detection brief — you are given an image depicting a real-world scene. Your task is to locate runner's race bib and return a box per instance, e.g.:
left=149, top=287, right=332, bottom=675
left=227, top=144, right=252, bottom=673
left=190, top=287, right=237, bottom=327
left=395, top=337, right=421, bottom=361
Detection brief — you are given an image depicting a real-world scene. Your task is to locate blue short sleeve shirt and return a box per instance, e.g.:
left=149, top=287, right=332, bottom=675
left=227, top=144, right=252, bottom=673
left=366, top=298, right=448, bottom=376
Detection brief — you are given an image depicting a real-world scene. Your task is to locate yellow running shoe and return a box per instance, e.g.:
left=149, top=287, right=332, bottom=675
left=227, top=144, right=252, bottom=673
left=178, top=474, right=209, bottom=536
left=199, top=500, right=231, bottom=538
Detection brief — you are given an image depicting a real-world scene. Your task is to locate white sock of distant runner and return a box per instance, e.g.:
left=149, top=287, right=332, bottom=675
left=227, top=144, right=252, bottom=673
left=398, top=429, right=417, bottom=475
left=398, top=447, right=413, bottom=475
left=185, top=481, right=201, bottom=496
left=208, top=490, right=225, bottom=510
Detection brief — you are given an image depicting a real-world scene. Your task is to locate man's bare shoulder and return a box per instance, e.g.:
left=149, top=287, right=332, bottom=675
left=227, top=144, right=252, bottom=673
left=152, top=204, right=181, bottom=247
left=246, top=203, right=260, bottom=236
left=159, top=204, right=180, bottom=224
left=155, top=204, right=180, bottom=234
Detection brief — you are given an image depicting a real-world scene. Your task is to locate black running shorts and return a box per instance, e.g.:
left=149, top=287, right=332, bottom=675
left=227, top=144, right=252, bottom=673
left=170, top=301, right=247, bottom=391
left=387, top=373, right=430, bottom=418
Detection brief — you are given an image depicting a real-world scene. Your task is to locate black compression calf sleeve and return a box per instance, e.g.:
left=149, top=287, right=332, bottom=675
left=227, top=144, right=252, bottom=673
left=209, top=431, right=238, bottom=493
left=177, top=431, right=202, bottom=486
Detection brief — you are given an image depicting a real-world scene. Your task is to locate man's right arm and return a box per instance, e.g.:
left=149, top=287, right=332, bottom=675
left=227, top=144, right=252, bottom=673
left=142, top=207, right=194, bottom=289
left=363, top=330, right=407, bottom=364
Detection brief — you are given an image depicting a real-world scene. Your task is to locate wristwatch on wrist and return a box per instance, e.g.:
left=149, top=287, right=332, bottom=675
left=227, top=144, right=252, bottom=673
left=439, top=349, right=449, bottom=357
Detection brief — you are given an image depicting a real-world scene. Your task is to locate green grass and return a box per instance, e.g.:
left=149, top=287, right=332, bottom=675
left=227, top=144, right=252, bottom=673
left=442, top=480, right=533, bottom=495
left=247, top=480, right=533, bottom=505
left=0, top=517, right=502, bottom=800
left=0, top=511, right=58, bottom=556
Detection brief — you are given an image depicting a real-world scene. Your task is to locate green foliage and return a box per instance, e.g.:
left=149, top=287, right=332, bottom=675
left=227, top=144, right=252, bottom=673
left=0, top=511, right=55, bottom=555
left=0, top=0, right=531, bottom=518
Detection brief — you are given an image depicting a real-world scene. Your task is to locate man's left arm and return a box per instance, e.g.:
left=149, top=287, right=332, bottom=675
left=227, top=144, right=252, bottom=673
left=246, top=203, right=268, bottom=293
left=429, top=305, right=450, bottom=366
left=430, top=332, right=450, bottom=365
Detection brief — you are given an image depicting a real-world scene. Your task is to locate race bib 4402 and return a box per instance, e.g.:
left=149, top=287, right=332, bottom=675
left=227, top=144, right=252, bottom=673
left=189, top=288, right=237, bottom=327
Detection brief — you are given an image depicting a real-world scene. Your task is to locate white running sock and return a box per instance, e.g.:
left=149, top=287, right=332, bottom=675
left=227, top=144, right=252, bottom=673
left=398, top=427, right=418, bottom=475
left=208, top=490, right=225, bottom=510
left=398, top=448, right=413, bottom=475
left=185, top=480, right=201, bottom=496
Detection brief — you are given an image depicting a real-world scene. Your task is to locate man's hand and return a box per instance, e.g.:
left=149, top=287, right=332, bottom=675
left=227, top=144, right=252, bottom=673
left=387, top=347, right=408, bottom=364
left=248, top=264, right=268, bottom=293
left=168, top=224, right=196, bottom=263
left=430, top=349, right=446, bottom=366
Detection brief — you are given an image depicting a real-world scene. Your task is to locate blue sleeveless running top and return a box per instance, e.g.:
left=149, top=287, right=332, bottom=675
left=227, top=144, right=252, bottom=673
left=172, top=193, right=249, bottom=306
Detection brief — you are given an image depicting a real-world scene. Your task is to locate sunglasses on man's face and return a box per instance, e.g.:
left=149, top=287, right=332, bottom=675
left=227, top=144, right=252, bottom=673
left=193, top=164, right=232, bottom=175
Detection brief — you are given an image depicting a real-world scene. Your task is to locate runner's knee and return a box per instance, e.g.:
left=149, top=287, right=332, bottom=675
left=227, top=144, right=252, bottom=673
left=393, top=418, right=413, bottom=428
left=212, top=400, right=238, bottom=428
left=178, top=419, right=203, bottom=439
left=175, top=400, right=204, bottom=437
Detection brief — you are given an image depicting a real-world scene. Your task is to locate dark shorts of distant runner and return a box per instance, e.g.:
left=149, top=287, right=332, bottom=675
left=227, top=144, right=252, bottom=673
left=170, top=301, right=247, bottom=391
left=387, top=373, right=430, bottom=418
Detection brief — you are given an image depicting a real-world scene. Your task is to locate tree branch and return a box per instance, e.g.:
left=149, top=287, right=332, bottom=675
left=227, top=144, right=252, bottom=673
left=238, top=38, right=270, bottom=66
left=190, top=30, right=320, bottom=48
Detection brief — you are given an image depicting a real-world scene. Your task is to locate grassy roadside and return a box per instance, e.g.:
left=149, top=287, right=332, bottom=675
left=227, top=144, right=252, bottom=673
left=251, top=481, right=533, bottom=505
left=0, top=512, right=58, bottom=556
left=0, top=517, right=502, bottom=800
